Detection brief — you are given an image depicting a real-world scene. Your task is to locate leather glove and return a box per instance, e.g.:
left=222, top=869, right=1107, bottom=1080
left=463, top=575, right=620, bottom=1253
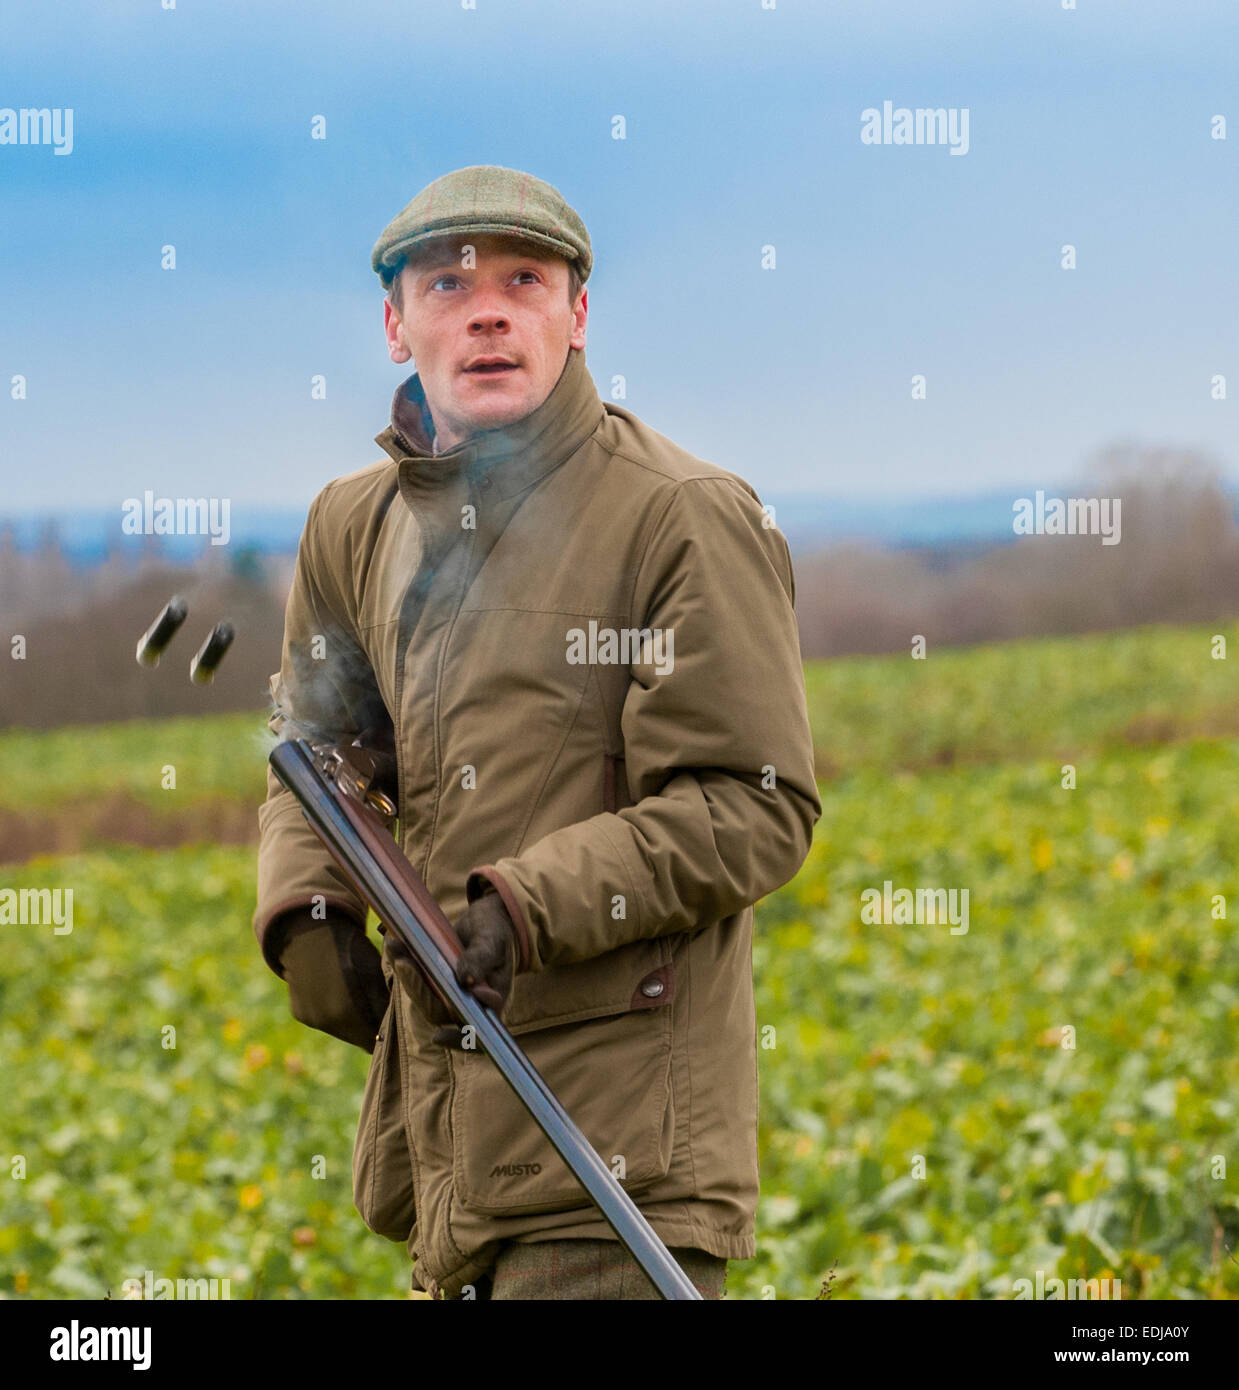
left=385, top=888, right=516, bottom=1050
left=274, top=908, right=390, bottom=1053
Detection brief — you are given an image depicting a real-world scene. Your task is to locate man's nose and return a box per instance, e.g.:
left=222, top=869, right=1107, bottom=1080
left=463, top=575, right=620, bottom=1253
left=468, top=303, right=510, bottom=334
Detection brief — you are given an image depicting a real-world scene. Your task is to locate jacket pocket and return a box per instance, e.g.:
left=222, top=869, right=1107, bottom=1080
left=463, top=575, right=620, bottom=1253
left=449, top=968, right=675, bottom=1217
left=602, top=752, right=628, bottom=815
left=353, top=996, right=417, bottom=1242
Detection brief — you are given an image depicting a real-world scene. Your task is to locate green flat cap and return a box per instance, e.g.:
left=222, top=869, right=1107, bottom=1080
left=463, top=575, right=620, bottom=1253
left=371, top=164, right=592, bottom=290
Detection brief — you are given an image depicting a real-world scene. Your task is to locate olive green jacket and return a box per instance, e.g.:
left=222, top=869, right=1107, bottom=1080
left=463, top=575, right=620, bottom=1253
left=253, top=346, right=820, bottom=1297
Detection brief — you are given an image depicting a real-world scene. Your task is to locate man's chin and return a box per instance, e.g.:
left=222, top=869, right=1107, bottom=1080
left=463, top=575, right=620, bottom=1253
left=452, top=387, right=536, bottom=434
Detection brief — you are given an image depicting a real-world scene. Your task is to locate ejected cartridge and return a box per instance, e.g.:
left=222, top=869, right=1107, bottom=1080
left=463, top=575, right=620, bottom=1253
left=189, top=622, right=235, bottom=684
left=135, top=595, right=189, bottom=667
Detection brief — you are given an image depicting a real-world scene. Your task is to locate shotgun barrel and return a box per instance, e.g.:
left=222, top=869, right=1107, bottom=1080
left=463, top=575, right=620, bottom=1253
left=268, top=737, right=701, bottom=1301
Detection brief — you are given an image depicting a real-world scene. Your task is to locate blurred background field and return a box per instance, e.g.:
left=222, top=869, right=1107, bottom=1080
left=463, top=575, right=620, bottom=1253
left=1, top=621, right=1236, bottom=1298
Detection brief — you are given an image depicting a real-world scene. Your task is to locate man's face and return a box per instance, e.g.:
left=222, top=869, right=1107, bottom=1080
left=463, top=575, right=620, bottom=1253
left=383, top=233, right=588, bottom=452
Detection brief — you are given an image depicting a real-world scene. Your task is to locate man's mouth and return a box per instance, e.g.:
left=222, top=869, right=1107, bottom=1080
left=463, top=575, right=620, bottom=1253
left=463, top=358, right=519, bottom=375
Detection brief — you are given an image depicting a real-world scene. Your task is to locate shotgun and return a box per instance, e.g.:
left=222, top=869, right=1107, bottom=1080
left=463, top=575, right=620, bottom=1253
left=268, top=736, right=702, bottom=1301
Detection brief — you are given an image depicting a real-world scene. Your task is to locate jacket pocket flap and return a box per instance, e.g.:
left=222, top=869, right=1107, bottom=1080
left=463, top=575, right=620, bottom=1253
left=500, top=934, right=672, bottom=1035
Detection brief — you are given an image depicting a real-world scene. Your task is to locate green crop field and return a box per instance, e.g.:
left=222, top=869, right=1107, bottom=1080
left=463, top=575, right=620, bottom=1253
left=0, top=712, right=270, bottom=814
left=2, top=621, right=1237, bottom=1299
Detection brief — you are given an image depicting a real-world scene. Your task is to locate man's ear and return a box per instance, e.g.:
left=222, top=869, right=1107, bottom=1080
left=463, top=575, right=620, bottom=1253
left=569, top=287, right=588, bottom=351
left=384, top=296, right=413, bottom=365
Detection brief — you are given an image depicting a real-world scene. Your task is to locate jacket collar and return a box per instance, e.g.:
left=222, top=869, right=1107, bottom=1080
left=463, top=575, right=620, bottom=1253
left=375, top=347, right=604, bottom=502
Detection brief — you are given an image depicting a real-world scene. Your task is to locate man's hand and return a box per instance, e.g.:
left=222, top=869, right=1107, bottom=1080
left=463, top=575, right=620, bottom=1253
left=275, top=909, right=390, bottom=1052
left=384, top=889, right=516, bottom=1049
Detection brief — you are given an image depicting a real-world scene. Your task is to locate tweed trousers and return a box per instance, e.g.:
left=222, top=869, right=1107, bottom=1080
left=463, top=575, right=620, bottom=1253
left=440, top=1238, right=727, bottom=1301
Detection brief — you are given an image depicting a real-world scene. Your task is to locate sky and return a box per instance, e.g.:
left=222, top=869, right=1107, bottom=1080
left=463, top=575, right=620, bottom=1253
left=1, top=0, right=1236, bottom=519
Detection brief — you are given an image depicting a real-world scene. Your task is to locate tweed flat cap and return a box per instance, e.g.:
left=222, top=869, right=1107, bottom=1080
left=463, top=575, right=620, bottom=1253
left=371, top=164, right=592, bottom=290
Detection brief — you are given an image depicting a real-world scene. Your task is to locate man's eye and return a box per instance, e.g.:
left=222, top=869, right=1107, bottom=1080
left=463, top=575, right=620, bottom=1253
left=513, top=271, right=540, bottom=284
left=430, top=275, right=461, bottom=291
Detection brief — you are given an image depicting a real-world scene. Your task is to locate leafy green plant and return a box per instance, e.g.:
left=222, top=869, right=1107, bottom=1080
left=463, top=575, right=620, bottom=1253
left=2, top=622, right=1236, bottom=1298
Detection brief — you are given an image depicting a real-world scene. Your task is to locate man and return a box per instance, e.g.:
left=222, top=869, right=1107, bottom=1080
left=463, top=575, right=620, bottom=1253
left=253, top=164, right=821, bottom=1300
